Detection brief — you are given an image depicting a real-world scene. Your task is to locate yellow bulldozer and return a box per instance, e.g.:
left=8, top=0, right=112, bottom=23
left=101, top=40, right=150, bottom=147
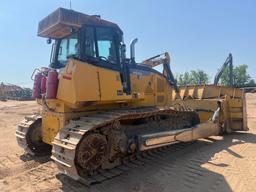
left=15, top=8, right=247, bottom=184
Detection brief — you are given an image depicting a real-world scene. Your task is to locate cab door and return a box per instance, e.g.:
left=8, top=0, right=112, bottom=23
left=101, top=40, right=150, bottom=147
left=81, top=25, right=125, bottom=101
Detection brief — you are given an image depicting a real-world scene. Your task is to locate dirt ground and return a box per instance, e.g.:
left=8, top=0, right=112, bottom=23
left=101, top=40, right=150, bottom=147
left=0, top=94, right=256, bottom=192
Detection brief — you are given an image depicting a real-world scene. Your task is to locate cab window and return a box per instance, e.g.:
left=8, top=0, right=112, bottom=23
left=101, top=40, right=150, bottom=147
left=96, top=27, right=118, bottom=64
left=58, top=33, right=78, bottom=65
left=84, top=27, right=96, bottom=58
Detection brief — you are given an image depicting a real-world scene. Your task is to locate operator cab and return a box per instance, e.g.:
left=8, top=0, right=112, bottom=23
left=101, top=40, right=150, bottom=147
left=38, top=8, right=124, bottom=70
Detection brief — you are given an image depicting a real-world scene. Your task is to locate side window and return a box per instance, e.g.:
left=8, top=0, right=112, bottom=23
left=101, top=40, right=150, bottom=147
left=85, top=27, right=96, bottom=58
left=58, top=33, right=78, bottom=64
left=96, top=27, right=118, bottom=64
left=58, top=39, right=68, bottom=62
left=68, top=36, right=78, bottom=56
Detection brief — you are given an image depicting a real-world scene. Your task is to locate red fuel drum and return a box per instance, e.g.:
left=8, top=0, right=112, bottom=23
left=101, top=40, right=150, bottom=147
left=46, top=69, right=58, bottom=99
left=40, top=76, right=47, bottom=94
left=32, top=73, right=43, bottom=98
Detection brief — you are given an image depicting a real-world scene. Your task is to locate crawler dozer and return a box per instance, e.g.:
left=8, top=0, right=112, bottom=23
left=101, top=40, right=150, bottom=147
left=15, top=8, right=247, bottom=184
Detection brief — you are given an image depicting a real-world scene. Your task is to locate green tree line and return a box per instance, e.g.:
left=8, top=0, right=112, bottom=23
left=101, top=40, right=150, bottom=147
left=176, top=64, right=256, bottom=87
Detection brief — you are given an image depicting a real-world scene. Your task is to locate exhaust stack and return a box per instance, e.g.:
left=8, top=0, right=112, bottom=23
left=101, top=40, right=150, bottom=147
left=130, top=38, right=138, bottom=63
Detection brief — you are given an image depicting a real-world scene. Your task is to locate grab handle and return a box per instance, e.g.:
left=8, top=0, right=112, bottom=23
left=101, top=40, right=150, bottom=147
left=31, top=68, right=40, bottom=80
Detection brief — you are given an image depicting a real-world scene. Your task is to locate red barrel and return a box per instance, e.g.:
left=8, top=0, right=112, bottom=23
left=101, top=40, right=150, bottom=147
left=46, top=69, right=58, bottom=99
left=32, top=73, right=43, bottom=98
left=40, top=76, right=47, bottom=94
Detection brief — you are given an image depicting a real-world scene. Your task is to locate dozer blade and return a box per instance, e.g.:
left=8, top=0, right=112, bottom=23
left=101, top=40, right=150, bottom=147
left=173, top=85, right=248, bottom=132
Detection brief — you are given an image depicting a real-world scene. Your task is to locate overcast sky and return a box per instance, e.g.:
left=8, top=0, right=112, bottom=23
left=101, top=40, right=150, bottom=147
left=0, top=0, right=255, bottom=87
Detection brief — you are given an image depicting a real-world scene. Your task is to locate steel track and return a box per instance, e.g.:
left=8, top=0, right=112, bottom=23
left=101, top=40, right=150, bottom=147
left=51, top=107, right=198, bottom=185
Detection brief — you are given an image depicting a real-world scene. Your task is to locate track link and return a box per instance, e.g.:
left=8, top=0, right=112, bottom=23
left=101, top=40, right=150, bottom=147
left=15, top=114, right=51, bottom=156
left=15, top=115, right=42, bottom=155
left=51, top=107, right=198, bottom=185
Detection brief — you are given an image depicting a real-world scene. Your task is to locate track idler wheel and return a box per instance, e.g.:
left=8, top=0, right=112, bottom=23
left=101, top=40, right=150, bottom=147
left=76, top=133, right=108, bottom=172
left=26, top=119, right=52, bottom=155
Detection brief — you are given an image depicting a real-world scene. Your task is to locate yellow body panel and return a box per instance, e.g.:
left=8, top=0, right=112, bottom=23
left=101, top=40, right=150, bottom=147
left=130, top=69, right=155, bottom=106
left=98, top=67, right=125, bottom=101
left=42, top=112, right=64, bottom=144
left=130, top=69, right=171, bottom=106
left=57, top=59, right=131, bottom=105
left=57, top=59, right=100, bottom=104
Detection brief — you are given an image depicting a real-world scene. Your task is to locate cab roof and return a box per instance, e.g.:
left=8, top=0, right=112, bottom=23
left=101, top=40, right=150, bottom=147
left=38, top=7, right=123, bottom=39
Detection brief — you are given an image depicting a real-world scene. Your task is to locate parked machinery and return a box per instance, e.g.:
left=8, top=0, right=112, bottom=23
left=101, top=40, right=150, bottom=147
left=214, top=53, right=234, bottom=86
left=15, top=8, right=247, bottom=184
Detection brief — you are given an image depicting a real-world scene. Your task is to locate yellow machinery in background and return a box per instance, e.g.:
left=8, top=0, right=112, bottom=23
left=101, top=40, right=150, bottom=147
left=15, top=8, right=247, bottom=185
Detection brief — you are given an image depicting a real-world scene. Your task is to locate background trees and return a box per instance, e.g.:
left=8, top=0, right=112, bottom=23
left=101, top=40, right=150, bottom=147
left=177, top=70, right=209, bottom=86
left=176, top=64, right=255, bottom=87
left=220, top=64, right=255, bottom=87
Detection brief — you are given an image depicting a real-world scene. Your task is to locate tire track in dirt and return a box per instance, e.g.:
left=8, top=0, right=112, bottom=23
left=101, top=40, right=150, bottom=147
left=86, top=139, right=225, bottom=192
left=2, top=132, right=256, bottom=192
left=52, top=131, right=256, bottom=192
left=0, top=161, right=57, bottom=192
left=0, top=154, right=50, bottom=182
